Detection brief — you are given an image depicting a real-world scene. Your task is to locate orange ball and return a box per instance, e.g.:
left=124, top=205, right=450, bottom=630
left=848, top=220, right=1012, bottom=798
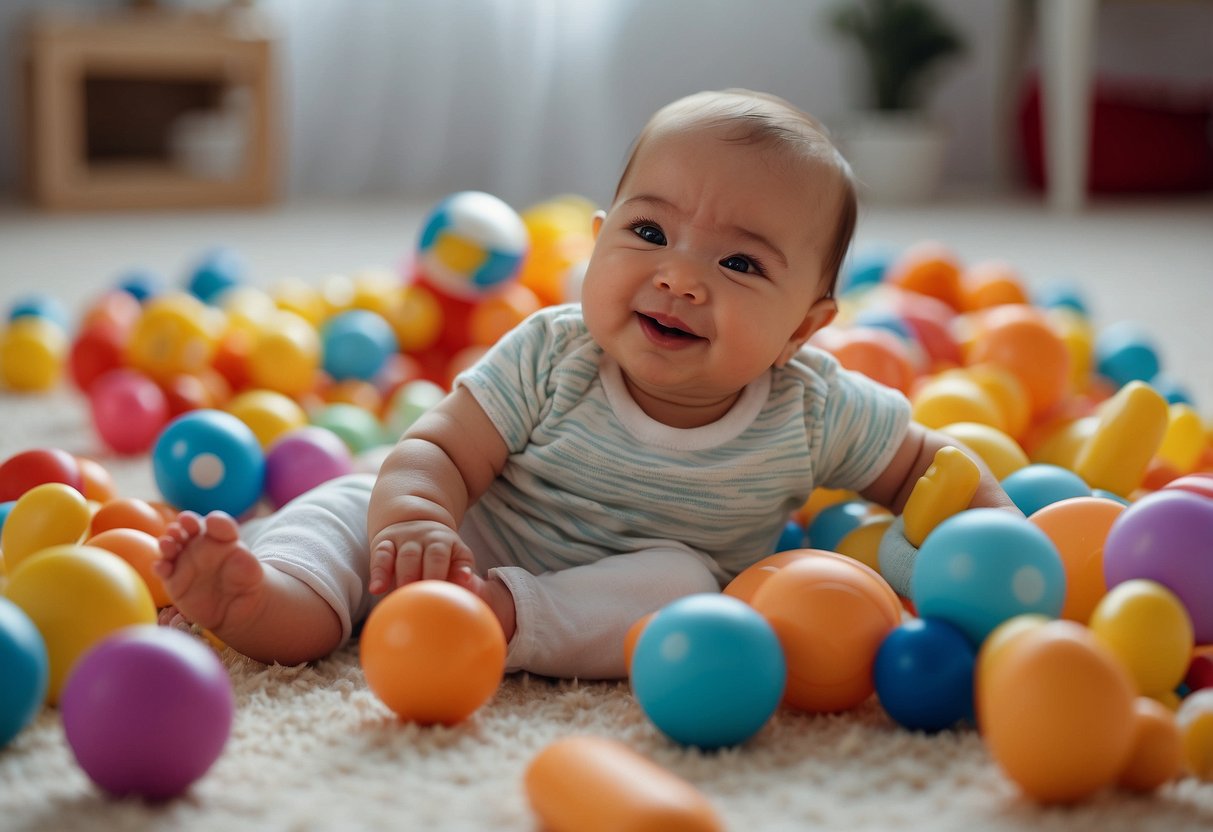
left=1118, top=696, right=1184, bottom=792
left=884, top=241, right=963, bottom=310
left=75, top=456, right=118, bottom=503
left=623, top=612, right=655, bottom=674
left=360, top=581, right=506, bottom=725
left=980, top=620, right=1136, bottom=803
left=90, top=497, right=169, bottom=538
left=1028, top=496, right=1125, bottom=623
left=723, top=549, right=819, bottom=604
left=959, top=260, right=1028, bottom=312
left=823, top=327, right=916, bottom=396
left=85, top=527, right=170, bottom=607
left=469, top=283, right=543, bottom=347
left=965, top=305, right=1070, bottom=420
left=750, top=554, right=901, bottom=713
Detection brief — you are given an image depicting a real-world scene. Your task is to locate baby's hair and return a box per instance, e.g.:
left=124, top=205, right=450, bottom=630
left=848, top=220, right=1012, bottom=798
left=615, top=89, right=856, bottom=297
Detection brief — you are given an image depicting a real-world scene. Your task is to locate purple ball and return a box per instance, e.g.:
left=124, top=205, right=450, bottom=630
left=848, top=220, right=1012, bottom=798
left=1104, top=489, right=1213, bottom=643
left=60, top=626, right=234, bottom=800
left=264, top=426, right=354, bottom=509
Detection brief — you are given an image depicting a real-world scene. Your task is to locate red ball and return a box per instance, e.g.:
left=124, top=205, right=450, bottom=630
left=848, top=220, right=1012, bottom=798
left=0, top=448, right=83, bottom=502
left=68, top=324, right=127, bottom=393
left=89, top=369, right=170, bottom=455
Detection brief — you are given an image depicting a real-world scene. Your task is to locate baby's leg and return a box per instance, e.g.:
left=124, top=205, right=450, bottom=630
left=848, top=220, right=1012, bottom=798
left=488, top=546, right=723, bottom=680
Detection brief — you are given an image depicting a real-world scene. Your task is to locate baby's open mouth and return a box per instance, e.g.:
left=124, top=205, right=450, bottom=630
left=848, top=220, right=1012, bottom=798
left=637, top=313, right=702, bottom=341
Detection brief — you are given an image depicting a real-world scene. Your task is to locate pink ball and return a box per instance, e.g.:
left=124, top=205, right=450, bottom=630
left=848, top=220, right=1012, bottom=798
left=60, top=626, right=234, bottom=800
left=264, top=426, right=354, bottom=508
left=89, top=368, right=169, bottom=454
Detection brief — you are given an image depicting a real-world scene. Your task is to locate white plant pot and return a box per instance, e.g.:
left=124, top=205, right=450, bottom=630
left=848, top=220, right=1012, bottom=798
left=837, top=112, right=947, bottom=204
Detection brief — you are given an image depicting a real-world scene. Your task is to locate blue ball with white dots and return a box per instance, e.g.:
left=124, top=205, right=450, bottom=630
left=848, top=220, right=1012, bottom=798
left=1000, top=464, right=1090, bottom=517
left=911, top=509, right=1065, bottom=647
left=152, top=409, right=265, bottom=517
left=874, top=617, right=975, bottom=732
left=631, top=594, right=786, bottom=749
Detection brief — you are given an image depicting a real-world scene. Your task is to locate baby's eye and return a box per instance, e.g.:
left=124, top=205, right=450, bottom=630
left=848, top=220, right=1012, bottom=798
left=632, top=224, right=666, bottom=245
left=720, top=254, right=764, bottom=275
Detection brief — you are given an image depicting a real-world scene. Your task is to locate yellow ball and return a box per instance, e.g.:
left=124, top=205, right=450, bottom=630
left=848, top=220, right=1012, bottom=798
left=1177, top=689, right=1213, bottom=780
left=226, top=389, right=308, bottom=448
left=911, top=373, right=1005, bottom=432
left=126, top=294, right=223, bottom=382
left=0, top=482, right=92, bottom=573
left=938, top=421, right=1030, bottom=481
left=271, top=277, right=327, bottom=326
left=1088, top=579, right=1194, bottom=697
left=247, top=310, right=321, bottom=397
left=385, top=284, right=443, bottom=354
left=0, top=317, right=67, bottom=391
left=4, top=544, right=156, bottom=703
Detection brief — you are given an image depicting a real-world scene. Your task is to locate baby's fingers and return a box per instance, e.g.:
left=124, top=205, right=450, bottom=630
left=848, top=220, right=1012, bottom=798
left=421, top=541, right=454, bottom=581
left=369, top=541, right=396, bottom=595
left=394, top=539, right=425, bottom=587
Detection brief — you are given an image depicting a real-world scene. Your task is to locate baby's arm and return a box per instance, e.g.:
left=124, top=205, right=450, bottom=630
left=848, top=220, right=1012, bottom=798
left=860, top=422, right=1020, bottom=516
left=366, top=387, right=509, bottom=594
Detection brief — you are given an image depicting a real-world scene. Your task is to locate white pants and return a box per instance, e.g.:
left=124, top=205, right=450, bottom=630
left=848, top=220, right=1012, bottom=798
left=241, top=474, right=722, bottom=679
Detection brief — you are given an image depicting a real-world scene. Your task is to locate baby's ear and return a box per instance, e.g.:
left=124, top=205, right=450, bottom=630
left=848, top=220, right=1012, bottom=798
left=592, top=210, right=606, bottom=239
left=776, top=296, right=837, bottom=366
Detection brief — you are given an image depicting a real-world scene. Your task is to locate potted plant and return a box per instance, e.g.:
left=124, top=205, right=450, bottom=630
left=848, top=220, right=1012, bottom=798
left=827, top=0, right=966, bottom=202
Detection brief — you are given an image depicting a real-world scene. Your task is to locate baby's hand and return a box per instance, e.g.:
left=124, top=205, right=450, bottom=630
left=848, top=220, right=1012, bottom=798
left=368, top=521, right=476, bottom=595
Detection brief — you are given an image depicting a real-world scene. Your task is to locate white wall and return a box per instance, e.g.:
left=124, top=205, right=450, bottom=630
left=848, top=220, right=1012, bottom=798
left=2, top=0, right=1210, bottom=206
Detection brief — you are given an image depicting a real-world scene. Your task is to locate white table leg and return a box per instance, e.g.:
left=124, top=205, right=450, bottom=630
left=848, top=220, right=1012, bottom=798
left=1040, top=0, right=1098, bottom=211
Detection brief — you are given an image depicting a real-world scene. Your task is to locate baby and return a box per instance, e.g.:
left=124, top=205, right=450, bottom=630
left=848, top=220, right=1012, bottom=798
left=156, top=89, right=1015, bottom=677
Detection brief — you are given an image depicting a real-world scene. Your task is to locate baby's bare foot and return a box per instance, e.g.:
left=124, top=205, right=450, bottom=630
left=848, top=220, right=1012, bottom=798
left=155, top=510, right=267, bottom=640
left=454, top=567, right=516, bottom=643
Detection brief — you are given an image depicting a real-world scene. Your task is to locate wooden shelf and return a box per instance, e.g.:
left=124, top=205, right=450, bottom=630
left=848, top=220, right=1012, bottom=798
left=22, top=8, right=280, bottom=211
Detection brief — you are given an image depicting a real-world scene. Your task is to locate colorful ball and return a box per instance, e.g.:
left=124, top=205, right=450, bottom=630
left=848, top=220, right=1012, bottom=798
left=838, top=247, right=891, bottom=296
left=85, top=528, right=171, bottom=608
left=807, top=500, right=884, bottom=552
left=0, top=596, right=48, bottom=747
left=912, top=509, right=1065, bottom=646
left=965, top=305, right=1070, bottom=420
left=247, top=310, right=321, bottom=397
left=1177, top=689, right=1213, bottom=780
left=1088, top=579, right=1194, bottom=698
left=1103, top=489, right=1213, bottom=644
left=1118, top=696, right=1184, bottom=792
left=116, top=267, right=165, bottom=303
left=125, top=294, right=222, bottom=382
left=60, top=625, right=234, bottom=799
left=8, top=292, right=70, bottom=330
left=0, top=482, right=92, bottom=573
left=264, top=427, right=354, bottom=509
left=187, top=247, right=246, bottom=304
left=310, top=402, right=385, bottom=454
left=417, top=191, right=529, bottom=300
left=68, top=323, right=128, bottom=393
left=631, top=594, right=786, bottom=749
left=89, top=368, right=171, bottom=455
left=1, top=317, right=67, bottom=391
left=1095, top=321, right=1161, bottom=388
left=384, top=379, right=447, bottom=438
left=152, top=409, right=266, bottom=517
left=1028, top=496, right=1125, bottom=622
left=321, top=309, right=399, bottom=382
left=225, top=389, right=308, bottom=448
left=4, top=545, right=157, bottom=703
left=1000, top=463, right=1091, bottom=517
left=0, top=447, right=83, bottom=504
left=359, top=581, right=506, bottom=725
left=873, top=617, right=975, bottom=732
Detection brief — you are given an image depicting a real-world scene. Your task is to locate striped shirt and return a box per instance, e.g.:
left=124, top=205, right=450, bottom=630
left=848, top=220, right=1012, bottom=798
left=456, top=304, right=910, bottom=580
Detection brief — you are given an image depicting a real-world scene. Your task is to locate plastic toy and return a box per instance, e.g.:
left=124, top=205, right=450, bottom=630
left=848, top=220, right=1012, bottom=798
left=4, top=544, right=156, bottom=703
left=874, top=617, right=975, bottom=732
left=1118, top=696, right=1183, bottom=792
left=75, top=456, right=118, bottom=503
left=81, top=289, right=142, bottom=333
left=60, top=625, right=234, bottom=800
left=310, top=402, right=385, bottom=454
left=910, top=373, right=1004, bottom=432
left=225, top=389, right=308, bottom=448
left=631, top=594, right=785, bottom=749
left=125, top=293, right=223, bottom=382
left=838, top=247, right=891, bottom=296
left=1033, top=279, right=1089, bottom=317
left=359, top=581, right=505, bottom=725
left=912, top=509, right=1065, bottom=646
left=936, top=421, right=1028, bottom=481
left=1185, top=653, right=1213, bottom=694
left=774, top=518, right=807, bottom=553
left=1156, top=403, right=1207, bottom=474
left=322, top=379, right=382, bottom=413
left=979, top=619, right=1136, bottom=803
left=525, top=736, right=722, bottom=832
left=1164, top=473, right=1213, bottom=501
left=0, top=482, right=92, bottom=573
left=883, top=240, right=963, bottom=310
left=264, top=426, right=354, bottom=509
left=85, top=528, right=171, bottom=607
left=247, top=310, right=321, bottom=397
left=722, top=549, right=818, bottom=604
left=808, top=499, right=889, bottom=552
left=89, top=368, right=171, bottom=455
left=1103, top=489, right=1213, bottom=644
left=152, top=409, right=266, bottom=517
left=90, top=496, right=169, bottom=538
left=1177, top=688, right=1213, bottom=780
left=622, top=612, right=654, bottom=672
left=383, top=283, right=443, bottom=354
left=902, top=446, right=980, bottom=547
left=68, top=323, right=128, bottom=393
left=468, top=283, right=543, bottom=347
left=1088, top=579, right=1193, bottom=698
left=9, top=292, right=69, bottom=329
left=1072, top=380, right=1168, bottom=498
left=965, top=305, right=1070, bottom=420
left=1046, top=307, right=1096, bottom=394
left=831, top=514, right=893, bottom=572
left=517, top=194, right=597, bottom=306
left=186, top=247, right=246, bottom=305
left=1027, top=496, right=1124, bottom=622
left=1095, top=320, right=1161, bottom=388
left=1000, top=463, right=1091, bottom=517
left=958, top=260, right=1028, bottom=312
left=819, top=326, right=917, bottom=396
left=1, top=316, right=68, bottom=391
left=0, top=597, right=48, bottom=748
left=416, top=191, right=529, bottom=301
left=0, top=447, right=83, bottom=504
left=115, top=267, right=165, bottom=303
left=751, top=553, right=901, bottom=713
left=321, top=309, right=399, bottom=382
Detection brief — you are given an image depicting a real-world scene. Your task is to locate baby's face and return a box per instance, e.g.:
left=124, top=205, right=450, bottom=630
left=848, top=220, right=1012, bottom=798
left=582, top=125, right=840, bottom=418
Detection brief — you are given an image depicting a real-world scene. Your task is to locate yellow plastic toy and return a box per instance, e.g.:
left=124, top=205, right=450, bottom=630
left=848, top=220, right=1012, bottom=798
left=902, top=446, right=981, bottom=548
left=247, top=310, right=322, bottom=397
left=225, top=389, right=309, bottom=448
left=938, top=422, right=1029, bottom=481
left=1, top=482, right=91, bottom=573
left=1073, top=380, right=1168, bottom=498
left=125, top=293, right=223, bottom=382
left=0, top=317, right=68, bottom=391
left=1088, top=579, right=1194, bottom=699
left=910, top=373, right=1004, bottom=432
left=1156, top=403, right=1207, bottom=474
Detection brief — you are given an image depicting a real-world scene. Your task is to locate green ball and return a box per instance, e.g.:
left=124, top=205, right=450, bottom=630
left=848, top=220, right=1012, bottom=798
left=310, top=403, right=385, bottom=454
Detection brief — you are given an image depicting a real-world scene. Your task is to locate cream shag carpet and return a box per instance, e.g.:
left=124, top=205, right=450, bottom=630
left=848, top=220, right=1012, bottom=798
left=2, top=196, right=1213, bottom=831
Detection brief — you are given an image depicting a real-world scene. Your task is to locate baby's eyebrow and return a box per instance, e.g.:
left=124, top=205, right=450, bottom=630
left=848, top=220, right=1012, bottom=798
left=619, top=194, right=788, bottom=268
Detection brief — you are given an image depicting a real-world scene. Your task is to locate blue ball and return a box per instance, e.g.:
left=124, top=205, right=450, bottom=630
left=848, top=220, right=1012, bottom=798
left=911, top=509, right=1066, bottom=647
left=0, top=597, right=49, bottom=747
left=1150, top=373, right=1194, bottom=406
left=117, top=268, right=166, bottom=304
left=187, top=248, right=245, bottom=305
left=1091, top=489, right=1131, bottom=507
left=874, top=617, right=975, bottom=732
left=775, top=519, right=807, bottom=553
left=808, top=500, right=873, bottom=552
left=321, top=310, right=399, bottom=381
left=8, top=293, right=69, bottom=331
left=152, top=409, right=265, bottom=517
left=851, top=308, right=914, bottom=341
left=1095, top=321, right=1161, bottom=388
left=631, top=594, right=786, bottom=749
left=0, top=500, right=15, bottom=536
left=839, top=247, right=892, bottom=296
left=1033, top=280, right=1089, bottom=317
left=1000, top=464, right=1091, bottom=516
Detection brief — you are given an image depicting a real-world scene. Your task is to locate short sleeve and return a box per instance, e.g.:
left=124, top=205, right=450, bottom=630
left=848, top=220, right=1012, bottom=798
left=806, top=351, right=912, bottom=493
